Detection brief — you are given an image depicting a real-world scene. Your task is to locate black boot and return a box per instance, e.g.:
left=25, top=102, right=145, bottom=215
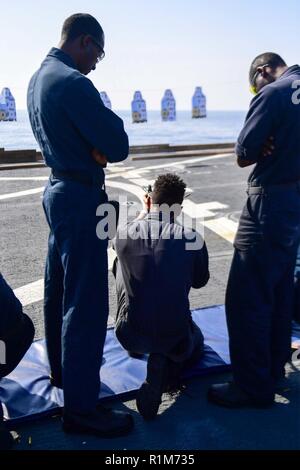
left=136, top=353, right=169, bottom=420
left=207, top=381, right=274, bottom=409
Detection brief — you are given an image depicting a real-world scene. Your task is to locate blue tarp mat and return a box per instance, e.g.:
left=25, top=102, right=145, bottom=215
left=0, top=305, right=299, bottom=424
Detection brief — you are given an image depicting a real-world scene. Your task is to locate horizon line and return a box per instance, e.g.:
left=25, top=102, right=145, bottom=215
left=15, top=108, right=247, bottom=113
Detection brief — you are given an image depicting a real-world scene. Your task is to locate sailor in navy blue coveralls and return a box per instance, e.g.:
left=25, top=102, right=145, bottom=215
left=27, top=47, right=128, bottom=415
left=209, top=60, right=300, bottom=407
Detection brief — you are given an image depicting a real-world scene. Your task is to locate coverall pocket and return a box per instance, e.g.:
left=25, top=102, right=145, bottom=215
left=263, top=191, right=300, bottom=250
left=234, top=194, right=267, bottom=251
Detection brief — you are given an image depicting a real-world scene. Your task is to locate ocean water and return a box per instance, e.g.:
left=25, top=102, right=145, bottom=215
left=0, top=109, right=246, bottom=151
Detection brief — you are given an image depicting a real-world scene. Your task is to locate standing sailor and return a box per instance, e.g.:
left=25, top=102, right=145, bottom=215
left=0, top=273, right=34, bottom=449
left=27, top=13, right=133, bottom=436
left=209, top=53, right=300, bottom=407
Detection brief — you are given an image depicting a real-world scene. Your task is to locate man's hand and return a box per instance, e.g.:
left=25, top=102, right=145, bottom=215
left=237, top=157, right=256, bottom=168
left=92, top=149, right=108, bottom=167
left=261, top=136, right=275, bottom=157
left=143, top=194, right=151, bottom=213
left=136, top=195, right=151, bottom=220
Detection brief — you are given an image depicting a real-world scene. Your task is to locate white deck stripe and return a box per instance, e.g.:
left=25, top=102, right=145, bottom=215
left=105, top=153, right=233, bottom=179
left=107, top=165, right=134, bottom=172
left=0, top=177, right=48, bottom=181
left=138, top=153, right=234, bottom=172
left=105, top=180, right=145, bottom=201
left=0, top=187, right=44, bottom=201
left=183, top=200, right=229, bottom=219
left=14, top=247, right=116, bottom=307
left=14, top=279, right=44, bottom=307
left=108, top=246, right=116, bottom=270
left=204, top=217, right=238, bottom=244
left=129, top=178, right=154, bottom=188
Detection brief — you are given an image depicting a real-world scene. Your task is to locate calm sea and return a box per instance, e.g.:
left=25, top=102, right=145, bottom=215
left=0, top=110, right=246, bottom=150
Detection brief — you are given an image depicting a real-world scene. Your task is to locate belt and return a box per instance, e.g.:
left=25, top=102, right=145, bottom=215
left=247, top=180, right=300, bottom=195
left=51, top=170, right=105, bottom=189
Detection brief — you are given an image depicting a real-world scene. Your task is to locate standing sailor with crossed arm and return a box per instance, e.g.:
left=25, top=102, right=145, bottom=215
left=27, top=13, right=133, bottom=437
left=209, top=53, right=300, bottom=408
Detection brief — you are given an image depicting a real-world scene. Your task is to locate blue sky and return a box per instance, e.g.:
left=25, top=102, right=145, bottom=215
left=0, top=0, right=299, bottom=110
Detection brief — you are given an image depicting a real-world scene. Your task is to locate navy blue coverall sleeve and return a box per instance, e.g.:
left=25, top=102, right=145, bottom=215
left=63, top=76, right=129, bottom=163
left=235, top=87, right=282, bottom=163
left=192, top=241, right=210, bottom=289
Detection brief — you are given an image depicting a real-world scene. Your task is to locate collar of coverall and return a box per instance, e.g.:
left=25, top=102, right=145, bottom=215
left=47, top=47, right=77, bottom=70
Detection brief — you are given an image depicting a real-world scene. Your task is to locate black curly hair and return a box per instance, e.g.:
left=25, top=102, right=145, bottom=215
left=152, top=173, right=186, bottom=207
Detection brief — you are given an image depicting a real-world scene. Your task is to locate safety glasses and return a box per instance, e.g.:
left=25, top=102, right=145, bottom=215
left=250, top=63, right=269, bottom=95
left=90, top=37, right=105, bottom=62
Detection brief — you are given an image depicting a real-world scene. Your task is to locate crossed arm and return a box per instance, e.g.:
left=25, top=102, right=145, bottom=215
left=64, top=75, right=129, bottom=166
left=235, top=87, right=281, bottom=169
left=237, top=136, right=275, bottom=168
